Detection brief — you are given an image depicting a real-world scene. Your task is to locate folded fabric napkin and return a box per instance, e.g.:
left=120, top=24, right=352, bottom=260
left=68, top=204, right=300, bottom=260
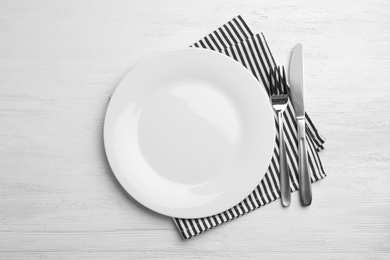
left=173, top=15, right=326, bottom=239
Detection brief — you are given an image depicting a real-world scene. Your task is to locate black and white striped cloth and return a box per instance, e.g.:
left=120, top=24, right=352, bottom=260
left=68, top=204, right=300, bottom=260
left=173, top=15, right=326, bottom=239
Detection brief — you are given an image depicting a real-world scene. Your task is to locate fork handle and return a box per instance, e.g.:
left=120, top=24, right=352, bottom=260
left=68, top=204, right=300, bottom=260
left=278, top=112, right=291, bottom=207
left=297, top=118, right=312, bottom=206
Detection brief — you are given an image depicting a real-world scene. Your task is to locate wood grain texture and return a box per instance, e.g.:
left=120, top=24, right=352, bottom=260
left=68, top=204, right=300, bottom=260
left=1, top=0, right=390, bottom=259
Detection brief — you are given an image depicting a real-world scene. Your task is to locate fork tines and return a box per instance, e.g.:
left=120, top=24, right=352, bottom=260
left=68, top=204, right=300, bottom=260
left=269, top=66, right=288, bottom=96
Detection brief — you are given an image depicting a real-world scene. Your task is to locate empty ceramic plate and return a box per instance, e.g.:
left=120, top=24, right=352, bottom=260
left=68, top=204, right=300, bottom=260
left=104, top=48, right=275, bottom=218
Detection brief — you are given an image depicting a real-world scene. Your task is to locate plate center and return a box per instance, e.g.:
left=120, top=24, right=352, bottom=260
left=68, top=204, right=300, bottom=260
left=138, top=80, right=242, bottom=185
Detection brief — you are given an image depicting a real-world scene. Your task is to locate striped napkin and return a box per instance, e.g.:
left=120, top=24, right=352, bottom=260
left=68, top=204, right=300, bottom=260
left=173, top=15, right=326, bottom=239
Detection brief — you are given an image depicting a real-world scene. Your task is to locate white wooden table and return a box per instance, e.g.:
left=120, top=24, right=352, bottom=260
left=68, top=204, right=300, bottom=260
left=1, top=0, right=390, bottom=259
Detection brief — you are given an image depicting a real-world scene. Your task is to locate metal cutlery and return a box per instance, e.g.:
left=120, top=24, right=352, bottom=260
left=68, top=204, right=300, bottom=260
left=269, top=66, right=291, bottom=207
left=289, top=43, right=312, bottom=206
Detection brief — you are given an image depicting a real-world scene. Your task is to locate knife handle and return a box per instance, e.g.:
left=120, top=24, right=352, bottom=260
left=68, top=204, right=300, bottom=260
left=297, top=118, right=312, bottom=206
left=278, top=112, right=291, bottom=207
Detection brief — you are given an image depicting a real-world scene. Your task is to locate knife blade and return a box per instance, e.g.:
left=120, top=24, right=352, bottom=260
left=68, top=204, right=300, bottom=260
left=289, top=43, right=312, bottom=206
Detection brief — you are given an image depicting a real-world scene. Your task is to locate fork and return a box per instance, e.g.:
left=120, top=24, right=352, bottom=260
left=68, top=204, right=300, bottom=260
left=269, top=66, right=291, bottom=207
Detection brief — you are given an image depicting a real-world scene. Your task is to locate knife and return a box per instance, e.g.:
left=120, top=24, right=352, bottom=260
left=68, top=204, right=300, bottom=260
left=289, top=43, right=312, bottom=206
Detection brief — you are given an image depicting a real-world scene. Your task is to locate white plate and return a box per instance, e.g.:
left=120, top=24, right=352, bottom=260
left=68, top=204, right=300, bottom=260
left=104, top=48, right=275, bottom=219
